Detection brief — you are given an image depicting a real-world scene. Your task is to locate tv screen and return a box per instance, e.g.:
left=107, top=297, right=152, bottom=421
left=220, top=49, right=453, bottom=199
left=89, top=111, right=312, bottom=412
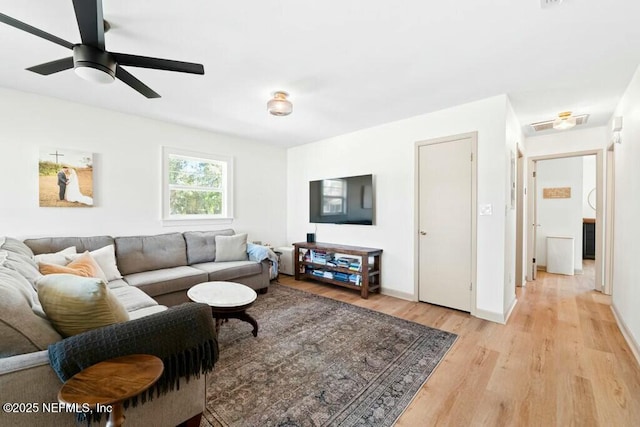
left=309, top=174, right=374, bottom=225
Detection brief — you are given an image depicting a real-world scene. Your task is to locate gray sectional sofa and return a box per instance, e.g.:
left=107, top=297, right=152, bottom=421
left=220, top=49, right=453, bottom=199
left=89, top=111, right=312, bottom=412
left=0, top=229, right=271, bottom=427
left=24, top=230, right=270, bottom=306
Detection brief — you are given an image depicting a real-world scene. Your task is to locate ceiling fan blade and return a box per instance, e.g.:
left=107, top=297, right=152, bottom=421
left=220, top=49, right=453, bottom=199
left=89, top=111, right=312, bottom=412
left=0, top=13, right=74, bottom=50
left=27, top=57, right=74, bottom=75
left=116, top=65, right=160, bottom=98
left=112, top=53, right=204, bottom=75
left=72, top=0, right=105, bottom=49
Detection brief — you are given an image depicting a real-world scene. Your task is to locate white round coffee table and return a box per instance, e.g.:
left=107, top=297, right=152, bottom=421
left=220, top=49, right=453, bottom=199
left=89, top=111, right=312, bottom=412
left=187, top=281, right=259, bottom=337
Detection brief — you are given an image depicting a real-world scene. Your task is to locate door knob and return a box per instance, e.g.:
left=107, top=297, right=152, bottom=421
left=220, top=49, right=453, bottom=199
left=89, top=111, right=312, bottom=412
left=420, top=231, right=427, bottom=236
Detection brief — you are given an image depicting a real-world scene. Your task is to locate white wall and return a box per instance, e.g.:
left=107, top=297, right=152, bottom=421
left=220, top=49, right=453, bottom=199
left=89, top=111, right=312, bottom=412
left=0, top=88, right=288, bottom=244
left=610, top=65, right=640, bottom=357
left=525, top=126, right=608, bottom=157
left=535, top=157, right=584, bottom=272
left=288, top=94, right=513, bottom=321
left=582, top=155, right=597, bottom=219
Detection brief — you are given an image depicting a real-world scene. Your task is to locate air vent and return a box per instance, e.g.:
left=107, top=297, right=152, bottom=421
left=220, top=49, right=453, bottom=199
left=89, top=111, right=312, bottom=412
left=530, top=114, right=589, bottom=132
left=540, top=0, right=564, bottom=9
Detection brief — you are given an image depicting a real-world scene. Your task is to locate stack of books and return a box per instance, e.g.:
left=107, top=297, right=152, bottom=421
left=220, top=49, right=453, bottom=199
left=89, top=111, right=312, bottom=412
left=336, top=257, right=359, bottom=269
left=311, top=269, right=335, bottom=280
left=310, top=250, right=334, bottom=265
left=334, top=272, right=350, bottom=282
left=349, top=274, right=362, bottom=286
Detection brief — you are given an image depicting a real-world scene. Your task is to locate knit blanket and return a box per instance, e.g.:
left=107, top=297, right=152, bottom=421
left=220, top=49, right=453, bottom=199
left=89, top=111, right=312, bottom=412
left=48, top=302, right=218, bottom=412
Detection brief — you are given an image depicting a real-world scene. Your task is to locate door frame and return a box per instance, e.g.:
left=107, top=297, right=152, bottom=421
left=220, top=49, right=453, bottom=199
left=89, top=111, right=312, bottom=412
left=414, top=132, right=478, bottom=316
left=515, top=144, right=525, bottom=287
left=526, top=148, right=607, bottom=292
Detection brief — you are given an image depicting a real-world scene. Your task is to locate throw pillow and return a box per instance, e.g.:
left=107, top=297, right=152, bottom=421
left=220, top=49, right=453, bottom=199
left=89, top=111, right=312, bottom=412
left=214, top=233, right=249, bottom=262
left=34, top=246, right=77, bottom=266
left=65, top=244, right=122, bottom=281
left=39, top=251, right=108, bottom=283
left=36, top=274, right=129, bottom=337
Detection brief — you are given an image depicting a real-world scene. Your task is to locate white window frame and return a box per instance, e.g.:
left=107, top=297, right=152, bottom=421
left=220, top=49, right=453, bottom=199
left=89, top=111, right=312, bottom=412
left=162, top=147, right=234, bottom=226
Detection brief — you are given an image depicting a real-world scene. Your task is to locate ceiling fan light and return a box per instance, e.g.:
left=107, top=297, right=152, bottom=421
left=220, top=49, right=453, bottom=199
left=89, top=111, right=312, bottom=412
left=72, top=45, right=116, bottom=84
left=268, top=91, right=293, bottom=116
left=552, top=111, right=577, bottom=130
left=74, top=64, right=115, bottom=84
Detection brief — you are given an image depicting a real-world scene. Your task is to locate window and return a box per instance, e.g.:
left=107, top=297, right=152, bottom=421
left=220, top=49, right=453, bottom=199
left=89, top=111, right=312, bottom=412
left=321, top=179, right=347, bottom=215
left=162, top=147, right=233, bottom=223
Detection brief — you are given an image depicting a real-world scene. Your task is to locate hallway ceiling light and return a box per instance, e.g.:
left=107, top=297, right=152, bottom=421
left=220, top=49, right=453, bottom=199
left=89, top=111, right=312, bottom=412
left=267, top=91, right=293, bottom=116
left=552, top=111, right=577, bottom=130
left=530, top=113, right=589, bottom=132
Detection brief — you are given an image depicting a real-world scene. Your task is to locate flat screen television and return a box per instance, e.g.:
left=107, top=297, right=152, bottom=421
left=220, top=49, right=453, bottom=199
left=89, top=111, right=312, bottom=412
left=309, top=174, right=374, bottom=225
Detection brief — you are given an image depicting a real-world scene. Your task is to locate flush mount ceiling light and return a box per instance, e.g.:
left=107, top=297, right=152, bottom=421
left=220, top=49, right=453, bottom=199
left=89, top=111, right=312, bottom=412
left=267, top=91, right=293, bottom=116
left=552, top=111, right=577, bottom=131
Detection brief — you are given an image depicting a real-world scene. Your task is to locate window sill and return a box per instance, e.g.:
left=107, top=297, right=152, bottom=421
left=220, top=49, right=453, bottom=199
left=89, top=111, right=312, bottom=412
left=161, top=217, right=234, bottom=227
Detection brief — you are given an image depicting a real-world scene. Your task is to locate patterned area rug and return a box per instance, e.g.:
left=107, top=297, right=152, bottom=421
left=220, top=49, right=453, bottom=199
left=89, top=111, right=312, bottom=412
left=202, top=284, right=457, bottom=427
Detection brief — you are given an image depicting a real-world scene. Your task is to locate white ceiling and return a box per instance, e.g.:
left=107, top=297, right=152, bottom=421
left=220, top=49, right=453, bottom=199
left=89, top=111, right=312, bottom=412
left=1, top=0, right=639, bottom=147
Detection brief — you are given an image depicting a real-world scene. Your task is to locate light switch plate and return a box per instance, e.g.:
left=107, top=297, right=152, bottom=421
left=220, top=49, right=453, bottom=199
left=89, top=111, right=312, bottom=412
left=479, top=204, right=493, bottom=216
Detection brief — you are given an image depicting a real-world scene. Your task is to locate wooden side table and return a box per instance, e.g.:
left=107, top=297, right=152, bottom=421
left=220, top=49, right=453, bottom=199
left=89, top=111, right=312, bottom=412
left=58, top=354, right=164, bottom=427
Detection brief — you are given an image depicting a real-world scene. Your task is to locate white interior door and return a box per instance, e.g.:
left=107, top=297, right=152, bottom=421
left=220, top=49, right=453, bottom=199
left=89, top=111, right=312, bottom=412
left=418, top=137, right=472, bottom=312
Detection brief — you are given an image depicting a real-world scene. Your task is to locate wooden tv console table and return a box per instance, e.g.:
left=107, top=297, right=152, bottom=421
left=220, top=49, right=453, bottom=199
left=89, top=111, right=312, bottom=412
left=293, top=242, right=382, bottom=299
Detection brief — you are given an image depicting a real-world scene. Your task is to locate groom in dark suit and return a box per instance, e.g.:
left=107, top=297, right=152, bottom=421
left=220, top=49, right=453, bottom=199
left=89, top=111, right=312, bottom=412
left=57, top=167, right=69, bottom=200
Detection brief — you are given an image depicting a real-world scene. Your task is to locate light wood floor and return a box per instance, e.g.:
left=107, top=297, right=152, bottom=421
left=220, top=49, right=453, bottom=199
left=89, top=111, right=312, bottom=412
left=278, top=264, right=640, bottom=426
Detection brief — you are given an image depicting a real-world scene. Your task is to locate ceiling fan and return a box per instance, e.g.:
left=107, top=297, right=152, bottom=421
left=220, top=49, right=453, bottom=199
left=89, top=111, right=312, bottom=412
left=0, top=0, right=204, bottom=98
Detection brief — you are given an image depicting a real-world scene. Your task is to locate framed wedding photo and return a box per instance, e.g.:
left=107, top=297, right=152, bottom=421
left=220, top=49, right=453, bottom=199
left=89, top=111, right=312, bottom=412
left=39, top=148, right=94, bottom=207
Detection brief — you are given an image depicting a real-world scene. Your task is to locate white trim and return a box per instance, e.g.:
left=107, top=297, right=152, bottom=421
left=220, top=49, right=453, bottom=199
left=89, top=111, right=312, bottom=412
left=161, top=218, right=234, bottom=227
left=380, top=288, right=416, bottom=301
left=504, top=297, right=518, bottom=324
left=475, top=298, right=517, bottom=324
left=611, top=304, right=640, bottom=367
left=476, top=308, right=505, bottom=324
left=161, top=146, right=234, bottom=222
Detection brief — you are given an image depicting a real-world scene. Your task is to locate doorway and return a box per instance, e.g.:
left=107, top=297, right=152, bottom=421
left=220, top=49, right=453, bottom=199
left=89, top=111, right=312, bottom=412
left=526, top=149, right=605, bottom=292
left=415, top=132, right=477, bottom=313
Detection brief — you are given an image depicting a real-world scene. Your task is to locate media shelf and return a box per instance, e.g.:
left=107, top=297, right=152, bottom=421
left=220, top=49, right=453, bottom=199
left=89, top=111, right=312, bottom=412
left=293, top=242, right=382, bottom=299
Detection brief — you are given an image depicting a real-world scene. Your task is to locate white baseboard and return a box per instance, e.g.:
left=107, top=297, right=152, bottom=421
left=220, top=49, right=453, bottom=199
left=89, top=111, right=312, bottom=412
left=475, top=308, right=505, bottom=324
left=380, top=288, right=415, bottom=301
left=476, top=298, right=517, bottom=325
left=611, top=303, right=640, bottom=367
left=504, top=297, right=518, bottom=323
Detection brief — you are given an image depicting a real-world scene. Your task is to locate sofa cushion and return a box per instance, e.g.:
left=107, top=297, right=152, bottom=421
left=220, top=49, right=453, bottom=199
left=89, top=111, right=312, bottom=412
left=110, top=286, right=160, bottom=312
left=191, top=260, right=262, bottom=281
left=184, top=229, right=235, bottom=264
left=106, top=278, right=129, bottom=290
left=0, top=267, right=62, bottom=357
left=115, top=233, right=188, bottom=275
left=123, top=266, right=207, bottom=298
left=128, top=305, right=168, bottom=320
left=39, top=251, right=108, bottom=282
left=37, top=274, right=129, bottom=337
left=214, top=233, right=249, bottom=262
left=34, top=246, right=77, bottom=265
left=66, top=244, right=122, bottom=281
left=1, top=236, right=35, bottom=258
left=0, top=250, right=42, bottom=287
left=23, top=236, right=114, bottom=255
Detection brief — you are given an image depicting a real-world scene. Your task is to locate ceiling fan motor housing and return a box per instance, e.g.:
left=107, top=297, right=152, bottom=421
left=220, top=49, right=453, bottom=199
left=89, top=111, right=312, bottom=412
left=73, top=45, right=116, bottom=81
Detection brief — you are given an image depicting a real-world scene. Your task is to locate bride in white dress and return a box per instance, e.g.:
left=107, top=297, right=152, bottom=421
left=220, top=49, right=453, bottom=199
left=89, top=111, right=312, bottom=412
left=65, top=169, right=93, bottom=206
